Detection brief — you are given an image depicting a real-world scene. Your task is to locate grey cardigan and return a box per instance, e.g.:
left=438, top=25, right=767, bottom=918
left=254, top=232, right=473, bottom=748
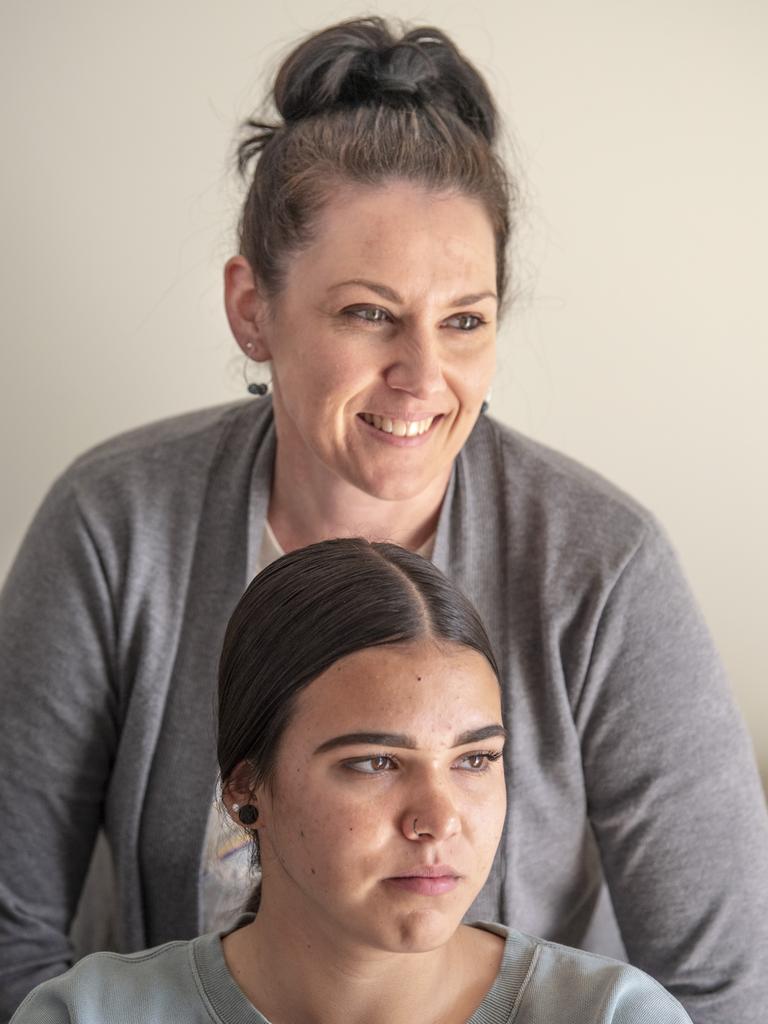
left=1, top=399, right=767, bottom=1022
left=10, top=923, right=692, bottom=1024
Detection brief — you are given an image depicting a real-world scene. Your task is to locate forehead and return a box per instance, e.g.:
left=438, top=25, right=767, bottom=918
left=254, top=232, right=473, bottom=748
left=284, top=640, right=502, bottom=749
left=283, top=180, right=497, bottom=296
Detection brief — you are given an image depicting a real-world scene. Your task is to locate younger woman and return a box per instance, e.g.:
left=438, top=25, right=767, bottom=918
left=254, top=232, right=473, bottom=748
left=12, top=540, right=691, bottom=1024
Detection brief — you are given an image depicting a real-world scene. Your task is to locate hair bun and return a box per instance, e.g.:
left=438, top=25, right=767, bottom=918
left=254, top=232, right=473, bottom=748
left=273, top=18, right=497, bottom=144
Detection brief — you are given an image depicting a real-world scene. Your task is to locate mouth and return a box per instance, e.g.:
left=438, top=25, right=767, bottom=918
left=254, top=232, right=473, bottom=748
left=359, top=412, right=437, bottom=438
left=384, top=864, right=461, bottom=896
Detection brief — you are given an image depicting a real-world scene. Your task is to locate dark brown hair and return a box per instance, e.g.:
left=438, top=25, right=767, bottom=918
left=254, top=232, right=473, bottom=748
left=236, top=17, right=514, bottom=304
left=218, top=538, right=499, bottom=795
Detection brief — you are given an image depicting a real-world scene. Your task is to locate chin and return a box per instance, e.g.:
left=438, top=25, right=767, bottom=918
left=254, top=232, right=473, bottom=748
left=384, top=910, right=462, bottom=954
left=350, top=467, right=446, bottom=504
left=359, top=897, right=469, bottom=955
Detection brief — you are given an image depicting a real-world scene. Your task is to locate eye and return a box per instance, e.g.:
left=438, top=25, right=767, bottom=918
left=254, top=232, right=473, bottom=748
left=445, top=313, right=485, bottom=331
left=455, top=750, right=503, bottom=772
left=344, top=754, right=398, bottom=774
left=344, top=306, right=392, bottom=324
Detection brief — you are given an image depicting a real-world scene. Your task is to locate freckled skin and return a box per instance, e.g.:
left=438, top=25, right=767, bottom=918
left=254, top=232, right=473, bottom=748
left=251, top=639, right=506, bottom=955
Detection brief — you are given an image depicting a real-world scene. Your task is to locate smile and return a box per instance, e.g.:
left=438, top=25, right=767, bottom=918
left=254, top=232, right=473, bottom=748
left=360, top=413, right=435, bottom=437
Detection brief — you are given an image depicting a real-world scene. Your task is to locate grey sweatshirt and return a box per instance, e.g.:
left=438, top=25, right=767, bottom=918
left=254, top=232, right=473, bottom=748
left=1, top=400, right=766, bottom=1022
left=10, top=924, right=692, bottom=1024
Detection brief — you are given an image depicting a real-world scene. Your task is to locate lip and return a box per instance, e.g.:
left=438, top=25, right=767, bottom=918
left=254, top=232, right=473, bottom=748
left=357, top=413, right=443, bottom=448
left=384, top=864, right=461, bottom=896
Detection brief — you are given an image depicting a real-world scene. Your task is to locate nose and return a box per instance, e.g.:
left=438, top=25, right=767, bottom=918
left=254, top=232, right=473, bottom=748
left=383, top=325, right=445, bottom=400
left=401, top=778, right=461, bottom=843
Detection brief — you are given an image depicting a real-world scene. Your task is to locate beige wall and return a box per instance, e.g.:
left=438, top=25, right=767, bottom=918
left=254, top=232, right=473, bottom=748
left=2, top=1, right=766, bottom=782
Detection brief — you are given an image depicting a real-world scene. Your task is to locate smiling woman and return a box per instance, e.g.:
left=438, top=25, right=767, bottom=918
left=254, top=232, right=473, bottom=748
left=225, top=181, right=498, bottom=518
left=10, top=540, right=692, bottom=1024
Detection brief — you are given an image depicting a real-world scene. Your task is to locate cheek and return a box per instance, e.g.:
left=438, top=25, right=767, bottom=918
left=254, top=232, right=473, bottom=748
left=274, top=321, right=376, bottom=394
left=443, top=341, right=496, bottom=406
left=465, top=777, right=506, bottom=857
left=272, top=776, right=391, bottom=882
left=462, top=342, right=496, bottom=392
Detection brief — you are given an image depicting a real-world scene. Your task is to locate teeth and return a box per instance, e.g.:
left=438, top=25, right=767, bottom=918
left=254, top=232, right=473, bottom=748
left=362, top=413, right=435, bottom=436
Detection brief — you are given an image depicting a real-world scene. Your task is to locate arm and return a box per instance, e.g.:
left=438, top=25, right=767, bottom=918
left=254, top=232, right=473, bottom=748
left=575, top=525, right=768, bottom=1023
left=0, top=475, right=118, bottom=1020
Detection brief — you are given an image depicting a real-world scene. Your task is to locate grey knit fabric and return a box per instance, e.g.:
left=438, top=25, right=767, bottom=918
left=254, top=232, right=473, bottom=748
left=1, top=399, right=766, bottom=1023
left=10, top=924, right=692, bottom=1024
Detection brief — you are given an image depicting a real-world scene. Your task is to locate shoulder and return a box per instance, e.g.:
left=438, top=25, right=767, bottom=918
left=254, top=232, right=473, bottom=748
left=67, top=399, right=266, bottom=489
left=470, top=415, right=657, bottom=532
left=489, top=926, right=691, bottom=1022
left=460, top=416, right=667, bottom=570
left=11, top=940, right=205, bottom=1023
left=38, top=399, right=272, bottom=528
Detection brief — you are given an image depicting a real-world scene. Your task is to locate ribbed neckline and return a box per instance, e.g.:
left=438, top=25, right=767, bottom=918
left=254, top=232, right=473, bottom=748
left=191, top=923, right=537, bottom=1024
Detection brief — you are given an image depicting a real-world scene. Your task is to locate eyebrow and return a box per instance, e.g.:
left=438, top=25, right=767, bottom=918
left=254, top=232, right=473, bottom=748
left=313, top=724, right=507, bottom=755
left=328, top=278, right=497, bottom=308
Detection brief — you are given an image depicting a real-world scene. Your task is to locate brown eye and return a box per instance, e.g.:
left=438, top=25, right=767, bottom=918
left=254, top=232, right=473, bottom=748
left=346, top=754, right=397, bottom=774
left=456, top=750, right=503, bottom=771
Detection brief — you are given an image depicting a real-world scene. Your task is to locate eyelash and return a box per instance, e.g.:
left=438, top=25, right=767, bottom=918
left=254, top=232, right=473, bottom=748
left=343, top=306, right=486, bottom=332
left=343, top=750, right=503, bottom=775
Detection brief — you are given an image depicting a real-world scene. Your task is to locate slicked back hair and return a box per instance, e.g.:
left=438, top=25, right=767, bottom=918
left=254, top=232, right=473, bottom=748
left=218, top=537, right=500, bottom=793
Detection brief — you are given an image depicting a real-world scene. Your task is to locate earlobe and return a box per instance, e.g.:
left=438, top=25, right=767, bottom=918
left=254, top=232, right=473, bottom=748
left=222, top=762, right=264, bottom=829
left=232, top=802, right=259, bottom=826
left=223, top=255, right=271, bottom=361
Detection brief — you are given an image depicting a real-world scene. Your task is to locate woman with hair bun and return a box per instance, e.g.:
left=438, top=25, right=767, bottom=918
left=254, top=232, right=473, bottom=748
left=0, top=17, right=766, bottom=1023
left=10, top=540, right=693, bottom=1023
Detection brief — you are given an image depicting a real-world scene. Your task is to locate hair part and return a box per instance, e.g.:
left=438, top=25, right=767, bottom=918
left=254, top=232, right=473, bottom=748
left=236, top=17, right=515, bottom=306
left=218, top=538, right=500, bottom=794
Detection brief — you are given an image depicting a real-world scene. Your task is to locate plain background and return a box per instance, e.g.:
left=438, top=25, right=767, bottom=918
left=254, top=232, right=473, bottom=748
left=1, top=1, right=766, bottom=785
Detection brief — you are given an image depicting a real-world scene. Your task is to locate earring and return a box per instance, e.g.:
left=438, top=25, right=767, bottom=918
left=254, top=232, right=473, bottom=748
left=243, top=344, right=270, bottom=397
left=232, top=803, right=259, bottom=826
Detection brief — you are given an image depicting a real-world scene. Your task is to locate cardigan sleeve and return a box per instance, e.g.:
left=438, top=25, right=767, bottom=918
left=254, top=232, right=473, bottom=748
left=574, top=524, right=768, bottom=1024
left=0, top=475, right=119, bottom=1021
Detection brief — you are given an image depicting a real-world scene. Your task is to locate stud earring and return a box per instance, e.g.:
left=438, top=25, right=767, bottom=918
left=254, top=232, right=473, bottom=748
left=232, top=802, right=259, bottom=826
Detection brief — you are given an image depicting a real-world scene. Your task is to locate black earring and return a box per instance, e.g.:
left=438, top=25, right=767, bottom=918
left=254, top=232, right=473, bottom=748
left=243, top=344, right=270, bottom=397
left=234, top=803, right=259, bottom=825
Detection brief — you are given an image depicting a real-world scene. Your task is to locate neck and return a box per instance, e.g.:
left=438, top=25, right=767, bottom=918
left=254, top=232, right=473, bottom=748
left=223, top=901, right=477, bottom=1024
left=267, top=428, right=450, bottom=555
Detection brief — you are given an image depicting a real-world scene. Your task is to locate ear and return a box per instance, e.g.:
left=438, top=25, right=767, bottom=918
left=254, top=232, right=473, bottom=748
left=222, top=761, right=264, bottom=829
left=224, top=255, right=272, bottom=361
